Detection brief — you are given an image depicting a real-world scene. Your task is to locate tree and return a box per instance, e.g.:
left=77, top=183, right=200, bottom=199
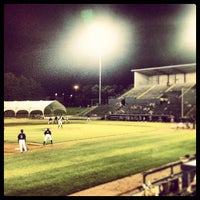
left=102, top=85, right=115, bottom=104
left=4, top=73, right=47, bottom=100
left=4, top=73, right=20, bottom=100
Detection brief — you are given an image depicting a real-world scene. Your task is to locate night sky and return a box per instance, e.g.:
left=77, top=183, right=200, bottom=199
left=4, top=4, right=196, bottom=96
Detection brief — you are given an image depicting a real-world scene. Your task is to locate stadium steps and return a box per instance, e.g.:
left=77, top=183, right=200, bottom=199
left=78, top=106, right=98, bottom=116
left=139, top=85, right=169, bottom=99
left=157, top=84, right=176, bottom=98
left=86, top=105, right=116, bottom=117
left=137, top=85, right=156, bottom=99
left=178, top=83, right=196, bottom=98
left=185, top=105, right=196, bottom=118
left=117, top=87, right=135, bottom=100
left=118, top=86, right=151, bottom=100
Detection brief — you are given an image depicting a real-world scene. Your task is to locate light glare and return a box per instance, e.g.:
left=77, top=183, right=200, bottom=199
left=71, top=16, right=126, bottom=58
left=82, top=19, right=120, bottom=55
left=59, top=13, right=133, bottom=66
left=179, top=5, right=196, bottom=51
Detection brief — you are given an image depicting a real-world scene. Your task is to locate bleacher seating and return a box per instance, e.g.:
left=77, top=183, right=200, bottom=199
left=120, top=86, right=152, bottom=99
left=86, top=83, right=196, bottom=121
left=138, top=85, right=169, bottom=99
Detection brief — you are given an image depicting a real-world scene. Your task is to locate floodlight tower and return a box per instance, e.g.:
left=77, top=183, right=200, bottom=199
left=99, top=54, right=102, bottom=105
left=84, top=20, right=120, bottom=105
left=65, top=12, right=131, bottom=105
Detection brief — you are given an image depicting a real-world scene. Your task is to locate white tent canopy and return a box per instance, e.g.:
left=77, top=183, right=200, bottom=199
left=4, top=100, right=66, bottom=117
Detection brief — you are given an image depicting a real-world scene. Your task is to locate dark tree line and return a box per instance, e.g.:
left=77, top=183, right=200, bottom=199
left=66, top=84, right=127, bottom=107
left=4, top=72, right=132, bottom=106
left=4, top=73, right=47, bottom=100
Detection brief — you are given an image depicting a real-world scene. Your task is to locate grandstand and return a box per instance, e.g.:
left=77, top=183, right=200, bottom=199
left=87, top=63, right=196, bottom=122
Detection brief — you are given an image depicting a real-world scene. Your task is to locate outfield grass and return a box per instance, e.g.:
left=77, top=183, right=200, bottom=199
left=4, top=118, right=196, bottom=196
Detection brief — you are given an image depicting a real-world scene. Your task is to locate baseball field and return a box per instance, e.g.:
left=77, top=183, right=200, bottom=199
left=4, top=118, right=196, bottom=196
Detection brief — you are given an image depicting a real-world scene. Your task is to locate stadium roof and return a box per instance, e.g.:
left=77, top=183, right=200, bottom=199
left=131, top=63, right=196, bottom=76
left=4, top=100, right=66, bottom=115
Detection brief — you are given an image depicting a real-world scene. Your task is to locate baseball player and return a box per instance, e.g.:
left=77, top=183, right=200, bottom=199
left=58, top=116, right=63, bottom=128
left=176, top=121, right=185, bottom=129
left=43, top=128, right=53, bottom=145
left=18, top=129, right=27, bottom=153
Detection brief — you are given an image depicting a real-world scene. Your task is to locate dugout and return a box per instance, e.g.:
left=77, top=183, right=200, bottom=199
left=4, top=100, right=66, bottom=118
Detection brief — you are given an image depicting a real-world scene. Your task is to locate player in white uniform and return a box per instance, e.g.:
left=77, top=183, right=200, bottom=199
left=18, top=129, right=27, bottom=153
left=43, top=128, right=53, bottom=145
left=176, top=121, right=185, bottom=129
left=58, top=116, right=63, bottom=128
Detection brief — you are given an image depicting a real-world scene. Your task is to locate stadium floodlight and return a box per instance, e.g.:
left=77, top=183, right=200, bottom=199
left=58, top=10, right=133, bottom=104
left=73, top=85, right=79, bottom=91
left=73, top=85, right=79, bottom=106
left=55, top=93, right=58, bottom=100
left=80, top=17, right=123, bottom=105
left=181, top=5, right=196, bottom=52
left=62, top=12, right=132, bottom=105
left=176, top=5, right=196, bottom=54
left=83, top=19, right=123, bottom=104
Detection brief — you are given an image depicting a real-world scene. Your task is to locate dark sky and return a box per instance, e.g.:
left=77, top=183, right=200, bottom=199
left=4, top=4, right=196, bottom=96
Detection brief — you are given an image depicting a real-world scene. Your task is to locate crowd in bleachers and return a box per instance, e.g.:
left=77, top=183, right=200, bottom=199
left=104, top=83, right=196, bottom=122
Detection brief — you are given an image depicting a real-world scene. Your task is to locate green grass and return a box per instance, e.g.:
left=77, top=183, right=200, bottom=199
left=4, top=119, right=196, bottom=196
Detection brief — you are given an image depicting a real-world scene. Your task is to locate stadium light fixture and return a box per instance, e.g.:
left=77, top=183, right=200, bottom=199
left=59, top=10, right=133, bottom=105
left=77, top=16, right=123, bottom=105
left=182, top=5, right=196, bottom=52
left=73, top=85, right=79, bottom=91
left=176, top=5, right=196, bottom=54
left=73, top=85, right=79, bottom=106
left=55, top=93, right=58, bottom=100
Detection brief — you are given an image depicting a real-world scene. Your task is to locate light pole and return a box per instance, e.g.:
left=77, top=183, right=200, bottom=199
left=66, top=14, right=130, bottom=106
left=181, top=88, right=184, bottom=118
left=78, top=19, right=122, bottom=105
left=99, top=54, right=102, bottom=105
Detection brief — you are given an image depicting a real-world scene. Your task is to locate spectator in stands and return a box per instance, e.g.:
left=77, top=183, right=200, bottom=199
left=108, top=111, right=112, bottom=115
left=121, top=98, right=126, bottom=106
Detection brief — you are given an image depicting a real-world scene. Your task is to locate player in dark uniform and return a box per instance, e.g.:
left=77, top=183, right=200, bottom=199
left=43, top=128, right=53, bottom=145
left=18, top=129, right=27, bottom=153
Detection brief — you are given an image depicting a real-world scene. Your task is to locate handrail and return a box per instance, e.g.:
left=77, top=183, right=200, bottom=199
left=142, top=160, right=182, bottom=184
left=142, top=156, right=196, bottom=184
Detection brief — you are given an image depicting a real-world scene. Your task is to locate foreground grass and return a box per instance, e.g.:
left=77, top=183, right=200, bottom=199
left=4, top=119, right=196, bottom=196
